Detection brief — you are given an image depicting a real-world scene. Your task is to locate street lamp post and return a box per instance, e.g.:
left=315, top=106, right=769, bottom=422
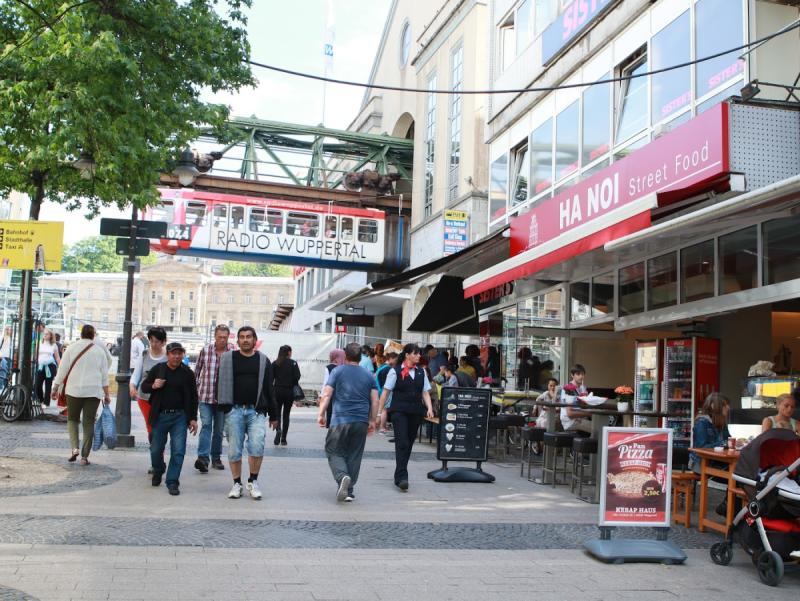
left=114, top=205, right=139, bottom=448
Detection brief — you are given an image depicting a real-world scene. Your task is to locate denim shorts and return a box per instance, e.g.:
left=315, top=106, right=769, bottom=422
left=225, top=406, right=266, bottom=462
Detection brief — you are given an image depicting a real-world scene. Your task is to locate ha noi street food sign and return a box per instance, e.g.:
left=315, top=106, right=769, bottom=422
left=599, top=428, right=673, bottom=527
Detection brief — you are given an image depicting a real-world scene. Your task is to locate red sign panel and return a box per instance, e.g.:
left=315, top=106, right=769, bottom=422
left=599, top=428, right=673, bottom=526
left=510, top=103, right=729, bottom=256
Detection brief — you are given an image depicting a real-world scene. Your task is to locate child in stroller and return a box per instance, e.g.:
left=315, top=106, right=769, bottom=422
left=710, top=427, right=800, bottom=586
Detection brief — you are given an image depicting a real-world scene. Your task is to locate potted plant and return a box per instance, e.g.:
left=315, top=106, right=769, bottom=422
left=615, top=385, right=634, bottom=413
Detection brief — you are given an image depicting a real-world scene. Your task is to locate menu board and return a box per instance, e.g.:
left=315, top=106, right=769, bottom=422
left=436, top=387, right=491, bottom=462
left=599, top=428, right=673, bottom=527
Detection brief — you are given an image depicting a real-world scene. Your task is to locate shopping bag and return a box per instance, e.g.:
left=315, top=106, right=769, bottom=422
left=100, top=404, right=117, bottom=450
left=92, top=412, right=104, bottom=451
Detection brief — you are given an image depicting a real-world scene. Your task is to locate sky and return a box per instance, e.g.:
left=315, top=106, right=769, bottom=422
left=39, top=0, right=392, bottom=244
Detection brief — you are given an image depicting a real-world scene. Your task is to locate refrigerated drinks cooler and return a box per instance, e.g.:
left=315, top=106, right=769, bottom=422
left=634, top=340, right=661, bottom=429
left=663, top=337, right=720, bottom=447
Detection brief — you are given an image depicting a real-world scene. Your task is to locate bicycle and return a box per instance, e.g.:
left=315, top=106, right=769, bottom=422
left=0, top=382, right=32, bottom=422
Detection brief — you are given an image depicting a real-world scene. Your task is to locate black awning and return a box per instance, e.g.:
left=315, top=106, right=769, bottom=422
left=406, top=276, right=477, bottom=335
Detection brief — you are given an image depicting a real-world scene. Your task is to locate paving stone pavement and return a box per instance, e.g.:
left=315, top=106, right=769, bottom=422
left=0, top=407, right=798, bottom=600
left=0, top=514, right=718, bottom=550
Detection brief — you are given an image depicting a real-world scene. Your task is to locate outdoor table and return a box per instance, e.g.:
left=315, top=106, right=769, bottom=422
left=690, top=447, right=741, bottom=534
left=491, top=390, right=536, bottom=412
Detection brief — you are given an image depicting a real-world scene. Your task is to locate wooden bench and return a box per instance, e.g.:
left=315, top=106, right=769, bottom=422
left=672, top=471, right=700, bottom=528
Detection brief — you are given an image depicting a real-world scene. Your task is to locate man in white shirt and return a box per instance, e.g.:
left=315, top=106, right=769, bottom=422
left=560, top=364, right=592, bottom=434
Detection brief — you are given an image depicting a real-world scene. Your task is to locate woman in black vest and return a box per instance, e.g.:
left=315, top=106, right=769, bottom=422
left=272, top=345, right=301, bottom=446
left=377, top=343, right=434, bottom=491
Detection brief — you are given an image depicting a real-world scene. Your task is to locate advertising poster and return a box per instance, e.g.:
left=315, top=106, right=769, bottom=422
left=0, top=220, right=64, bottom=271
left=443, top=210, right=468, bottom=256
left=599, top=428, right=673, bottom=527
left=437, top=387, right=491, bottom=462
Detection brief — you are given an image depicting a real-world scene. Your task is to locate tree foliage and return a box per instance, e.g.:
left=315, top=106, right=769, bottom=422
left=0, top=0, right=255, bottom=213
left=221, top=261, right=292, bottom=278
left=61, top=235, right=156, bottom=272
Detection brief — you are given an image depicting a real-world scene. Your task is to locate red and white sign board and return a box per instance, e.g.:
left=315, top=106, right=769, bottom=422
left=599, top=428, right=673, bottom=527
left=464, top=103, right=730, bottom=298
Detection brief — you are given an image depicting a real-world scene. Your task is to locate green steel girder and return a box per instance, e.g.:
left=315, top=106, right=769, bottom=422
left=197, top=116, right=413, bottom=190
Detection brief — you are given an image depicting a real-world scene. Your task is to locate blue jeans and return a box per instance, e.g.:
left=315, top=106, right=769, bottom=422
left=197, top=403, right=225, bottom=461
left=225, top=406, right=266, bottom=462
left=150, top=411, right=188, bottom=487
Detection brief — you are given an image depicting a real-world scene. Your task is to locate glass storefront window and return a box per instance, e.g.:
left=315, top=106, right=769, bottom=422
left=651, top=11, right=690, bottom=124
left=592, top=272, right=614, bottom=317
left=510, top=141, right=530, bottom=208
left=582, top=78, right=610, bottom=165
left=719, top=226, right=758, bottom=294
left=613, top=133, right=649, bottom=162
left=516, top=0, right=532, bottom=55
left=696, top=0, right=744, bottom=98
left=697, top=81, right=740, bottom=115
left=763, top=215, right=800, bottom=285
left=619, top=262, right=645, bottom=316
left=616, top=55, right=648, bottom=143
left=489, top=154, right=508, bottom=222
left=531, top=119, right=553, bottom=196
left=555, top=101, right=579, bottom=180
left=647, top=252, right=677, bottom=310
left=681, top=240, right=715, bottom=303
left=516, top=289, right=564, bottom=388
left=570, top=280, right=590, bottom=322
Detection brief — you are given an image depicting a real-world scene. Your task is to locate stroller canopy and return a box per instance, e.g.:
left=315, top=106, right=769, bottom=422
left=734, top=428, right=800, bottom=481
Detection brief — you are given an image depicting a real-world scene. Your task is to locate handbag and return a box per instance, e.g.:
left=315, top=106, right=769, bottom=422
left=92, top=404, right=117, bottom=451
left=56, top=342, right=94, bottom=407
left=292, top=384, right=305, bottom=401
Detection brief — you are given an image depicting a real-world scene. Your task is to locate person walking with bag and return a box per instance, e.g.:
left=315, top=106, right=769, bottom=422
left=36, top=329, right=60, bottom=408
left=272, top=345, right=301, bottom=446
left=377, top=343, right=434, bottom=492
left=141, top=342, right=199, bottom=496
left=51, top=325, right=110, bottom=465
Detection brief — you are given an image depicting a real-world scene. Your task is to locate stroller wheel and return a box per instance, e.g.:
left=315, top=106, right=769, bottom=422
left=756, top=551, right=784, bottom=587
left=710, top=542, right=733, bottom=566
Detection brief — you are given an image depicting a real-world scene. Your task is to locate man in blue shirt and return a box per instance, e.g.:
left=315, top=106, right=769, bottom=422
left=318, top=342, right=379, bottom=502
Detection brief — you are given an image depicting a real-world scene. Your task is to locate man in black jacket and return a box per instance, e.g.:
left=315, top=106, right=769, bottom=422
left=142, top=342, right=199, bottom=496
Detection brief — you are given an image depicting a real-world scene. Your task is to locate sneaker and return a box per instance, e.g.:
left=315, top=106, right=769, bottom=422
left=246, top=480, right=263, bottom=500
left=228, top=482, right=243, bottom=499
left=344, top=495, right=355, bottom=502
left=211, top=458, right=225, bottom=471
left=397, top=480, right=409, bottom=492
left=337, top=475, right=352, bottom=502
left=273, top=429, right=282, bottom=445
left=280, top=439, right=287, bottom=446
left=194, top=458, right=209, bottom=473
left=151, top=473, right=162, bottom=487
left=167, top=485, right=180, bottom=496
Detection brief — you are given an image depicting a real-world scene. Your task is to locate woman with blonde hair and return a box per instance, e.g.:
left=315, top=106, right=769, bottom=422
left=761, top=393, right=800, bottom=435
left=36, top=329, right=60, bottom=408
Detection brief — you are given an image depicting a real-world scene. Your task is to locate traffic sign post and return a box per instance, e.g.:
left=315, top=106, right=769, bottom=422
left=100, top=218, right=166, bottom=239
left=115, top=238, right=150, bottom=256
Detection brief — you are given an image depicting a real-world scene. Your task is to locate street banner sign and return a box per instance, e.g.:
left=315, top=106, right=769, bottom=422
left=100, top=218, right=167, bottom=239
left=115, top=238, right=150, bottom=256
left=335, top=313, right=374, bottom=328
left=443, top=209, right=468, bottom=256
left=599, top=427, right=673, bottom=527
left=0, top=220, right=64, bottom=271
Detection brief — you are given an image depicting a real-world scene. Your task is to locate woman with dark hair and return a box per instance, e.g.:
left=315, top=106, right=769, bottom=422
left=378, top=343, right=434, bottom=492
left=690, top=393, right=731, bottom=471
left=272, top=344, right=301, bottom=446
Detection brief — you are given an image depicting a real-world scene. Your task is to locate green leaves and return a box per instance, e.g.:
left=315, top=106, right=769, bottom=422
left=221, top=262, right=292, bottom=278
left=61, top=235, right=157, bottom=272
left=0, top=0, right=255, bottom=211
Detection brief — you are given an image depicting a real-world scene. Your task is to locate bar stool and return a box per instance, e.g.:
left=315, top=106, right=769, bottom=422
left=571, top=437, right=598, bottom=497
left=542, top=431, right=578, bottom=486
left=520, top=426, right=546, bottom=480
left=489, top=414, right=526, bottom=459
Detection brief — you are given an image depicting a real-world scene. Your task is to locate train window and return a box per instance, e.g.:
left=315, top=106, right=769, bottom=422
left=212, top=204, right=227, bottom=228
left=341, top=217, right=354, bottom=242
left=324, top=215, right=337, bottom=239
left=358, top=219, right=378, bottom=243
left=151, top=201, right=174, bottom=224
left=250, top=208, right=284, bottom=234
left=231, top=206, right=244, bottom=230
left=186, top=202, right=206, bottom=226
left=287, top=212, right=319, bottom=237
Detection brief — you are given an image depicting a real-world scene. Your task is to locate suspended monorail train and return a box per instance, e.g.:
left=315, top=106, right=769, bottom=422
left=147, top=189, right=409, bottom=272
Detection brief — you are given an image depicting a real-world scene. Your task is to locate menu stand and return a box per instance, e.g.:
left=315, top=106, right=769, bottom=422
left=584, top=427, right=687, bottom=565
left=428, top=460, right=495, bottom=483
left=430, top=387, right=495, bottom=484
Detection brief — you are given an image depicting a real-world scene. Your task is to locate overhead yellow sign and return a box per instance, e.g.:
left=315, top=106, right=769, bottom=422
left=0, top=220, right=64, bottom=271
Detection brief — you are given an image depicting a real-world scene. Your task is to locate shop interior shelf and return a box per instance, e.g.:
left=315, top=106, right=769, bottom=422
left=667, top=398, right=692, bottom=402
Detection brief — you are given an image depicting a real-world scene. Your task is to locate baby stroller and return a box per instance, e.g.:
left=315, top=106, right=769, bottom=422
left=710, top=428, right=800, bottom=586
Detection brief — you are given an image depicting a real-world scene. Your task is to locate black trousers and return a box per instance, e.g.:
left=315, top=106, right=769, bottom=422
left=390, top=411, right=423, bottom=484
left=275, top=387, right=294, bottom=439
left=35, top=367, right=55, bottom=405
